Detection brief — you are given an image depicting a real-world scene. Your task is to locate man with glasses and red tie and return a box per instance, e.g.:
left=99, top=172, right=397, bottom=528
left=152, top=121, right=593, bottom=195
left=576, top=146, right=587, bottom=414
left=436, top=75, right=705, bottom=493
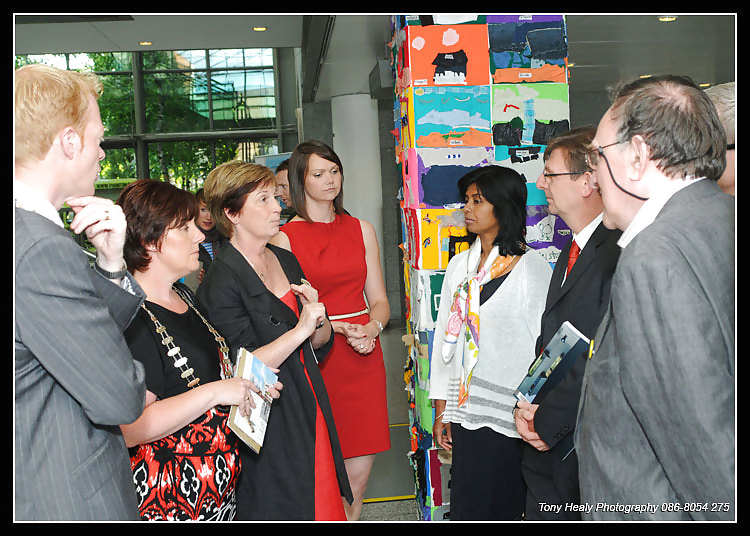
left=514, top=126, right=621, bottom=520
left=574, top=75, right=735, bottom=520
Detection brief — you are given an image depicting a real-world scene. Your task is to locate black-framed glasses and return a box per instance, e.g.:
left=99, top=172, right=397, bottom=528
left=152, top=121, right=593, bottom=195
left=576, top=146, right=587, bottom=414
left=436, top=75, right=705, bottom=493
left=542, top=170, right=591, bottom=179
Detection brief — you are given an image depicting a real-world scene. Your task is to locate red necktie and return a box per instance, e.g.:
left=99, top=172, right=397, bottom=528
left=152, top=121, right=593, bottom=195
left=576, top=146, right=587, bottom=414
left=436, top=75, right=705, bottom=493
left=566, top=240, right=580, bottom=276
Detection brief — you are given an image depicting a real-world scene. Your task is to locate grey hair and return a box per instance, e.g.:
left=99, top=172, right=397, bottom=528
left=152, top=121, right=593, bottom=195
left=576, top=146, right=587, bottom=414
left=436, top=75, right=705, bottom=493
left=704, top=82, right=735, bottom=145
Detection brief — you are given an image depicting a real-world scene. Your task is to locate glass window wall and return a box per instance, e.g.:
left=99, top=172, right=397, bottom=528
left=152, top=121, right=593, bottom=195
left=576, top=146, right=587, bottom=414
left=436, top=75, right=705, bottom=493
left=15, top=48, right=283, bottom=191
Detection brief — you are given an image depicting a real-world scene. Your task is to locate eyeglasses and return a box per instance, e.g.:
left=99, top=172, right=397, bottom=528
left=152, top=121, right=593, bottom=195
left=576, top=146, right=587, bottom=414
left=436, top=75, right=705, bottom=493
left=585, top=140, right=649, bottom=201
left=542, top=170, right=591, bottom=179
left=584, top=141, right=626, bottom=169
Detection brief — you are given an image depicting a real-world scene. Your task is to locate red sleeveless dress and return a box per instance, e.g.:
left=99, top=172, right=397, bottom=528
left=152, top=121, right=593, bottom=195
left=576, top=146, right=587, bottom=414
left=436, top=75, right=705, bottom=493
left=282, top=214, right=390, bottom=459
left=279, top=289, right=346, bottom=521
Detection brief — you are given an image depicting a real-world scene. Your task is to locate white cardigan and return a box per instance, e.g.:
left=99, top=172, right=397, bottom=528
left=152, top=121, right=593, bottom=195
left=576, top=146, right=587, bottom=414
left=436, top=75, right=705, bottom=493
left=429, top=247, right=552, bottom=438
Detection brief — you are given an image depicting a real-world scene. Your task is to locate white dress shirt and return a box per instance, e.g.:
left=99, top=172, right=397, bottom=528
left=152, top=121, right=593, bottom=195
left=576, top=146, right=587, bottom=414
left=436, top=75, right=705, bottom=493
left=562, top=213, right=603, bottom=286
left=618, top=177, right=705, bottom=248
left=14, top=179, right=64, bottom=228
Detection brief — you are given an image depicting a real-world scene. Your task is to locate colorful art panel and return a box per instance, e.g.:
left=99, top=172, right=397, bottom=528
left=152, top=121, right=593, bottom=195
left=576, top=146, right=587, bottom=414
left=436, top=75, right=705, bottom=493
left=402, top=204, right=470, bottom=270
left=487, top=15, right=568, bottom=84
left=403, top=146, right=495, bottom=208
left=412, top=85, right=492, bottom=148
left=525, top=183, right=570, bottom=266
left=407, top=24, right=490, bottom=87
left=491, top=82, right=570, bottom=146
left=409, top=268, right=446, bottom=332
left=494, top=144, right=546, bottom=184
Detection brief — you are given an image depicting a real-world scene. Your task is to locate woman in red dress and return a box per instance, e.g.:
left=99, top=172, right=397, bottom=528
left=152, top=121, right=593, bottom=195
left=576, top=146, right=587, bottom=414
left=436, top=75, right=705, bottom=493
left=272, top=140, right=391, bottom=520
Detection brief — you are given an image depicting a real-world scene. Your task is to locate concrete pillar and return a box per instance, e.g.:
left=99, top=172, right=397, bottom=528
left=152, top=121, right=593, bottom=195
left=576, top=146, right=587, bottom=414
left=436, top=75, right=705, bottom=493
left=331, top=93, right=385, bottom=274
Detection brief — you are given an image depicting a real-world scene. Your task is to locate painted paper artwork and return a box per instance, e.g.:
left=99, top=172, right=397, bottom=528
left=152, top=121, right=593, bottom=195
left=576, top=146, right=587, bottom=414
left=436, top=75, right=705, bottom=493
left=487, top=15, right=568, bottom=83
left=403, top=146, right=495, bottom=208
left=525, top=183, right=570, bottom=265
left=407, top=24, right=490, bottom=87
left=402, top=205, right=469, bottom=270
left=409, top=268, right=446, bottom=332
left=412, top=85, right=492, bottom=148
left=392, top=14, right=572, bottom=521
left=491, top=82, right=569, bottom=146
left=493, top=144, right=546, bottom=184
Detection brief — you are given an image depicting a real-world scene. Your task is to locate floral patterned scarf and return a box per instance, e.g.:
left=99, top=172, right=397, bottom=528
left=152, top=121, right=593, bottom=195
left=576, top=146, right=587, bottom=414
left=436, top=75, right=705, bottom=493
left=441, top=241, right=518, bottom=407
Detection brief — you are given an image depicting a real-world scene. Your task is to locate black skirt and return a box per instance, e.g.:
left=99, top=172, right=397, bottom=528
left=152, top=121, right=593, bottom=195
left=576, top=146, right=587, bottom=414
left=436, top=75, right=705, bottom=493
left=448, top=423, right=526, bottom=520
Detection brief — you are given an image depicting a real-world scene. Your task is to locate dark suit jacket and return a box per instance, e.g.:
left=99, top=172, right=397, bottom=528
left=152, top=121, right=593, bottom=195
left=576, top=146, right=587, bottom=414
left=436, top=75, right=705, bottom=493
left=15, top=208, right=146, bottom=520
left=196, top=242, right=353, bottom=520
left=576, top=180, right=735, bottom=520
left=522, top=221, right=621, bottom=520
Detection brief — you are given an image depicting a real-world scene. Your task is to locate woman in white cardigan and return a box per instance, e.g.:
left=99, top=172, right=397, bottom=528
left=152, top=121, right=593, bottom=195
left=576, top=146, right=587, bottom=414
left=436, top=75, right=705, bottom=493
left=429, top=165, right=551, bottom=520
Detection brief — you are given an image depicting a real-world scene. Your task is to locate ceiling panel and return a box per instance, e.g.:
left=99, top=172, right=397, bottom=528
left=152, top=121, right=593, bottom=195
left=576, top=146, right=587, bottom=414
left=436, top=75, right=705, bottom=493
left=566, top=14, right=735, bottom=93
left=14, top=14, right=304, bottom=54
left=14, top=13, right=736, bottom=106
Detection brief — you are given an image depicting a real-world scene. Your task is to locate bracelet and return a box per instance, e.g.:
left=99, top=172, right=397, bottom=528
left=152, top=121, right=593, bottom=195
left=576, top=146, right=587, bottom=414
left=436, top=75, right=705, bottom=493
left=94, top=261, right=128, bottom=280
left=373, top=318, right=384, bottom=333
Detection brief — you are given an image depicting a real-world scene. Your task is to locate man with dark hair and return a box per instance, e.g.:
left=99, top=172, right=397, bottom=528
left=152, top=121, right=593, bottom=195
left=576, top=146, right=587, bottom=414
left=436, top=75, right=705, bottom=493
left=515, top=127, right=621, bottom=520
left=575, top=75, right=734, bottom=520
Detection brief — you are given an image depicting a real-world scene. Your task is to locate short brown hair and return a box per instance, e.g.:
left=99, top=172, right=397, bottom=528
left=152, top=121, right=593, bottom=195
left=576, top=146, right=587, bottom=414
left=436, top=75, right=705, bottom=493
left=15, top=64, right=103, bottom=168
left=117, top=179, right=199, bottom=273
left=288, top=140, right=345, bottom=221
left=203, top=160, right=276, bottom=238
left=543, top=126, right=597, bottom=176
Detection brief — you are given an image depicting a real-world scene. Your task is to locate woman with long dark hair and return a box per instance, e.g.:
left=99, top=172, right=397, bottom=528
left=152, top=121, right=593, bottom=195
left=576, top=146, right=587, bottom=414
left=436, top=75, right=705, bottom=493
left=429, top=165, right=552, bottom=520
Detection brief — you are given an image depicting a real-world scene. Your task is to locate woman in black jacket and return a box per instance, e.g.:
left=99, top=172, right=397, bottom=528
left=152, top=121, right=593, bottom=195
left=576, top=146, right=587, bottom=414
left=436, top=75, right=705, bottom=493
left=196, top=160, right=353, bottom=521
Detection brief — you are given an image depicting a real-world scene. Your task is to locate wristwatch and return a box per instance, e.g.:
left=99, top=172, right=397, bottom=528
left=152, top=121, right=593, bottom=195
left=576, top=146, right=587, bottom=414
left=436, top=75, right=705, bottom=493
left=94, top=261, right=128, bottom=280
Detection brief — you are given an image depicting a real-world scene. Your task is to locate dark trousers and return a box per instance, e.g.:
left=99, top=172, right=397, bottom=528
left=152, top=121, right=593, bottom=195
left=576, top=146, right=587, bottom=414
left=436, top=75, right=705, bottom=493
left=448, top=423, right=526, bottom=520
left=522, top=447, right=582, bottom=521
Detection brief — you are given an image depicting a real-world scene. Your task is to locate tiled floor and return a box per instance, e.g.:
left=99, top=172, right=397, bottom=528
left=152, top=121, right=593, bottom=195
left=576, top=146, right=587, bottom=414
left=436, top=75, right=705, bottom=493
left=360, top=498, right=422, bottom=521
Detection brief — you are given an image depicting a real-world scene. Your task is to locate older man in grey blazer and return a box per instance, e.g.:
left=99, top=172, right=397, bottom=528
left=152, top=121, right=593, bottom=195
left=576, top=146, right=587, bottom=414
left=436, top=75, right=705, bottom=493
left=575, top=75, right=735, bottom=521
left=15, top=64, right=146, bottom=520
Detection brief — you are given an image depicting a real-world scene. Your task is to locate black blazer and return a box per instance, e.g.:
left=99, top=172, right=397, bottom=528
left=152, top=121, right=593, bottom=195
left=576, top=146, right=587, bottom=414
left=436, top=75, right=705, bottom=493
left=522, top=222, right=621, bottom=518
left=196, top=241, right=353, bottom=520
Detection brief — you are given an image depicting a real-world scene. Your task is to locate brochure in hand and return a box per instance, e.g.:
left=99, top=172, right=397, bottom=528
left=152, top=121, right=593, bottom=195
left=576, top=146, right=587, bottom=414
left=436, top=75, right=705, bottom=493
left=228, top=347, right=277, bottom=454
left=514, top=321, right=591, bottom=404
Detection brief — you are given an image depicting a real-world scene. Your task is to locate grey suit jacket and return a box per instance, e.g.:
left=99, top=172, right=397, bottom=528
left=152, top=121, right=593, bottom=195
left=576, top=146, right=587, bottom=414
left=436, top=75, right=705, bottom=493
left=15, top=208, right=146, bottom=521
left=575, top=180, right=735, bottom=520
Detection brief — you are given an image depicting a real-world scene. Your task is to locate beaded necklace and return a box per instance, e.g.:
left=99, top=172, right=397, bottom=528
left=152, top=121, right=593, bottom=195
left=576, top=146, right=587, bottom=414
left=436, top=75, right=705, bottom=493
left=139, top=285, right=233, bottom=389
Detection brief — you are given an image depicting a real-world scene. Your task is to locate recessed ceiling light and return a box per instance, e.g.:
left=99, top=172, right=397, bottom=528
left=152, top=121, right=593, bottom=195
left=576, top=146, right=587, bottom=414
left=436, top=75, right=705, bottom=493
left=658, top=16, right=678, bottom=22
left=699, top=83, right=712, bottom=88
left=253, top=26, right=267, bottom=32
left=639, top=74, right=652, bottom=79
left=139, top=41, right=153, bottom=46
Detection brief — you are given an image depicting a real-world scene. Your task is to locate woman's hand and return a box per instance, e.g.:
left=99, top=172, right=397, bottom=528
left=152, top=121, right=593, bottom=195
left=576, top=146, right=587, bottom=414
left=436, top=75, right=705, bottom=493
left=341, top=322, right=377, bottom=354
left=433, top=400, right=452, bottom=450
left=297, top=302, right=328, bottom=338
left=214, top=377, right=259, bottom=418
left=291, top=281, right=318, bottom=305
